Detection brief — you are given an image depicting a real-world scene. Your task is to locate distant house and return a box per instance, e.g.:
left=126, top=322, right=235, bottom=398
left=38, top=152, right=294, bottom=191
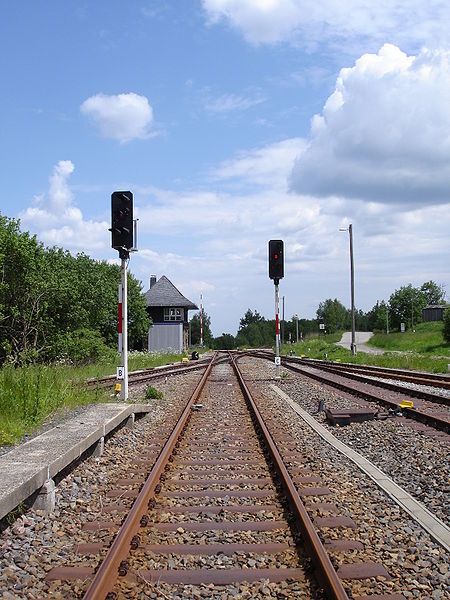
left=144, top=275, right=198, bottom=353
left=422, top=305, right=447, bottom=322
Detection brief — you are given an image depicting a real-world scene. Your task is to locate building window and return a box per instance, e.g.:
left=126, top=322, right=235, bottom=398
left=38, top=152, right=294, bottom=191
left=164, top=307, right=183, bottom=321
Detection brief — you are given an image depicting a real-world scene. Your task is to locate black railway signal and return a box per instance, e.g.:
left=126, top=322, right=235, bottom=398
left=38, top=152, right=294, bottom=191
left=268, top=239, right=284, bottom=283
left=110, top=191, right=133, bottom=257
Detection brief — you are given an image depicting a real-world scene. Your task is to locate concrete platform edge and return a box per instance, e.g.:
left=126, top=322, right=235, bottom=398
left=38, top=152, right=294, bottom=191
left=0, top=403, right=151, bottom=520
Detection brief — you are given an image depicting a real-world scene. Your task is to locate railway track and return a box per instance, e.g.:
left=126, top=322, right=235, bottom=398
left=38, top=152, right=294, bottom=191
left=250, top=351, right=450, bottom=435
left=84, top=355, right=214, bottom=390
left=297, top=358, right=450, bottom=390
left=44, top=352, right=407, bottom=599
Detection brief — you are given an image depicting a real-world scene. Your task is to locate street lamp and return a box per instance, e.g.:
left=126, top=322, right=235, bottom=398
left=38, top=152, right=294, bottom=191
left=340, top=224, right=357, bottom=355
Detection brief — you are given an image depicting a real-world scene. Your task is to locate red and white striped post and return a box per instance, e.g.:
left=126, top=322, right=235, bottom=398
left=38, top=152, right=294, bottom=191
left=200, top=293, right=203, bottom=347
left=118, top=283, right=123, bottom=354
left=118, top=258, right=128, bottom=400
left=274, top=283, right=281, bottom=378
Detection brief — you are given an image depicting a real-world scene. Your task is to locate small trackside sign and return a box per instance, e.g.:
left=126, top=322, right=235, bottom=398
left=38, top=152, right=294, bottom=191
left=274, top=356, right=281, bottom=366
left=117, top=366, right=125, bottom=380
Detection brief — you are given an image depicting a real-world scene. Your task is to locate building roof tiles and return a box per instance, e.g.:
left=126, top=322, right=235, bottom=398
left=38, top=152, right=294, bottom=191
left=144, top=276, right=198, bottom=309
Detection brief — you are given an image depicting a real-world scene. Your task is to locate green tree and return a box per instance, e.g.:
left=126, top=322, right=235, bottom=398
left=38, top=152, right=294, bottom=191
left=212, top=333, right=237, bottom=349
left=0, top=215, right=48, bottom=363
left=239, top=309, right=264, bottom=330
left=316, top=299, right=350, bottom=333
left=189, top=311, right=213, bottom=346
left=420, top=281, right=446, bottom=305
left=388, top=284, right=427, bottom=330
left=367, top=300, right=389, bottom=332
left=0, top=213, right=149, bottom=364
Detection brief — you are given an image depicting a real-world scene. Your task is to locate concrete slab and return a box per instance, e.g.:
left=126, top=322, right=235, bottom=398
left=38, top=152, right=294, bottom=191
left=0, top=403, right=151, bottom=520
left=272, top=385, right=450, bottom=553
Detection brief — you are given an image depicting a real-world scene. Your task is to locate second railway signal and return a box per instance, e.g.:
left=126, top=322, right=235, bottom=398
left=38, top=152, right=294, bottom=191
left=110, top=191, right=133, bottom=257
left=268, top=239, right=284, bottom=283
left=268, top=239, right=284, bottom=378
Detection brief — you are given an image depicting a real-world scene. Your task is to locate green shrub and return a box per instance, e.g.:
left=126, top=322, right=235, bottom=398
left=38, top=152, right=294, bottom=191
left=58, top=328, right=116, bottom=365
left=145, top=385, right=163, bottom=400
left=443, top=309, right=450, bottom=344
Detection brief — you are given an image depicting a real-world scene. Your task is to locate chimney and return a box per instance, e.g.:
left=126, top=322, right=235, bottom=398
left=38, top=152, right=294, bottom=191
left=150, top=275, right=157, bottom=289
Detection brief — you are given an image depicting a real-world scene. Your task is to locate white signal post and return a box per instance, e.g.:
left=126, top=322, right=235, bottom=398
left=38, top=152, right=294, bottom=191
left=274, top=283, right=281, bottom=377
left=110, top=190, right=135, bottom=403
left=200, top=293, right=203, bottom=347
left=119, top=258, right=128, bottom=400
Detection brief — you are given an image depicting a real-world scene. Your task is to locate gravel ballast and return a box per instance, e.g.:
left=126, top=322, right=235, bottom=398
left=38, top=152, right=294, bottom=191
left=0, top=356, right=449, bottom=599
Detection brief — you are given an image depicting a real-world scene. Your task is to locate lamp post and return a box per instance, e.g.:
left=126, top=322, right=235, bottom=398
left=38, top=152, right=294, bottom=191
left=340, top=224, right=356, bottom=356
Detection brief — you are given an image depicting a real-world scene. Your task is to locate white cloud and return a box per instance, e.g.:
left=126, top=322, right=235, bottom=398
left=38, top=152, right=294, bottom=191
left=212, top=138, right=306, bottom=188
left=202, top=0, right=450, bottom=49
left=48, top=160, right=75, bottom=211
left=291, top=45, right=450, bottom=205
left=132, top=132, right=449, bottom=334
left=204, top=92, right=265, bottom=113
left=80, top=93, right=154, bottom=142
left=20, top=161, right=108, bottom=251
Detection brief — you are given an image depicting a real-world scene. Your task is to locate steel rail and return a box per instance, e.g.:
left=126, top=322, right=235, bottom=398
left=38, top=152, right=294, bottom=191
left=247, top=349, right=450, bottom=390
left=228, top=352, right=350, bottom=600
left=293, top=361, right=450, bottom=405
left=292, top=357, right=450, bottom=396
left=85, top=357, right=217, bottom=389
left=299, top=357, right=450, bottom=387
left=278, top=360, right=450, bottom=435
left=82, top=352, right=218, bottom=600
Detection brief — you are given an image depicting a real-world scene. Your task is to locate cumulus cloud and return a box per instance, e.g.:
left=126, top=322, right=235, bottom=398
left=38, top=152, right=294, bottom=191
left=20, top=161, right=109, bottom=251
left=290, top=44, right=450, bottom=205
left=80, top=93, right=154, bottom=142
left=202, top=0, right=450, bottom=49
left=131, top=131, right=449, bottom=334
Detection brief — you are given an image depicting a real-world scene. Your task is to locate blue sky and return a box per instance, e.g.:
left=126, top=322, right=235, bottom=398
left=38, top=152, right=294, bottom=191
left=1, top=1, right=449, bottom=335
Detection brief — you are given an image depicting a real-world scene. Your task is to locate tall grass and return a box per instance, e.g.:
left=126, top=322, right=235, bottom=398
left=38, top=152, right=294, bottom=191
left=0, top=365, right=108, bottom=446
left=369, top=322, right=449, bottom=355
left=282, top=329, right=450, bottom=373
left=0, top=351, right=186, bottom=447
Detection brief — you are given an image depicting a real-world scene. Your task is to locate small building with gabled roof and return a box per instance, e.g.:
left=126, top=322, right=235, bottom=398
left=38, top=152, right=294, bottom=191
left=422, top=304, right=447, bottom=322
left=144, top=275, right=198, bottom=353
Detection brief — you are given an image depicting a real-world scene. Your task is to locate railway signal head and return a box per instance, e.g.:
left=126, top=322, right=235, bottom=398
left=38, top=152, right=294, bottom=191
left=110, top=191, right=133, bottom=255
left=268, top=239, right=284, bottom=284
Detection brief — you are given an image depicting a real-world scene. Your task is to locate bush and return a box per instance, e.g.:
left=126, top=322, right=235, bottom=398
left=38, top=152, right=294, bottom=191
left=145, top=385, right=163, bottom=400
left=58, top=328, right=116, bottom=365
left=443, top=309, right=450, bottom=344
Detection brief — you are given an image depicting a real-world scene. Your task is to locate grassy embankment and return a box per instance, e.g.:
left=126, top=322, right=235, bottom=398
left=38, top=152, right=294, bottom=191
left=0, top=351, right=184, bottom=447
left=282, top=322, right=449, bottom=373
